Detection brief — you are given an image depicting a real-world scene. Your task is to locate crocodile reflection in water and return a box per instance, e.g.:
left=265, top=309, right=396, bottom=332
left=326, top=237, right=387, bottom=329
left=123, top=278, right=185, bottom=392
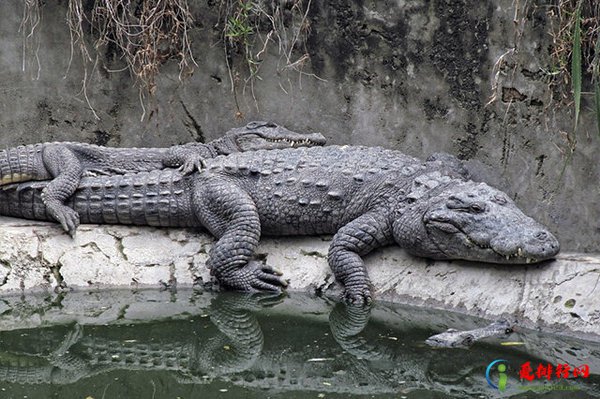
left=0, top=293, right=275, bottom=385
left=328, top=303, right=478, bottom=387
left=0, top=296, right=595, bottom=396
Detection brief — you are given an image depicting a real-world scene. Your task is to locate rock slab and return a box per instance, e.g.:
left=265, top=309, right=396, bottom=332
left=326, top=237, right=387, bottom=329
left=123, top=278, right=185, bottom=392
left=0, top=216, right=598, bottom=340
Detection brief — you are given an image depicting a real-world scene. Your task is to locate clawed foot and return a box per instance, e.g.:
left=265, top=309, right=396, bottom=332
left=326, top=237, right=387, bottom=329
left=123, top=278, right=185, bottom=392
left=257, top=292, right=286, bottom=307
left=178, top=155, right=206, bottom=175
left=54, top=324, right=83, bottom=357
left=248, top=291, right=286, bottom=308
left=343, top=285, right=373, bottom=306
left=221, top=261, right=288, bottom=293
left=214, top=291, right=286, bottom=312
left=47, top=203, right=80, bottom=237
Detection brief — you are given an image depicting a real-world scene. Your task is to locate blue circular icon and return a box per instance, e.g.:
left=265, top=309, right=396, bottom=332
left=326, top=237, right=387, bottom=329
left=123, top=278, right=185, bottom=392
left=486, top=359, right=508, bottom=389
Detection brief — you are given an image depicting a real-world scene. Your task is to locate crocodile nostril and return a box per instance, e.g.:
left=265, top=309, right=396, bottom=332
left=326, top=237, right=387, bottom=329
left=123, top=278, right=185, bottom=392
left=535, top=231, right=548, bottom=240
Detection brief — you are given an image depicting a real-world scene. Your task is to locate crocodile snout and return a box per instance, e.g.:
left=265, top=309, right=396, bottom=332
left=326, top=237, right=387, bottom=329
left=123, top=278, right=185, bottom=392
left=490, top=227, right=560, bottom=262
left=533, top=229, right=560, bottom=258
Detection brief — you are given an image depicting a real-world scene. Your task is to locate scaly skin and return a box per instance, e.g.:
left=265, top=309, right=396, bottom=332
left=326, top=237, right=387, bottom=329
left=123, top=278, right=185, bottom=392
left=0, top=146, right=560, bottom=303
left=0, top=121, right=326, bottom=236
left=0, top=293, right=275, bottom=385
left=425, top=319, right=514, bottom=348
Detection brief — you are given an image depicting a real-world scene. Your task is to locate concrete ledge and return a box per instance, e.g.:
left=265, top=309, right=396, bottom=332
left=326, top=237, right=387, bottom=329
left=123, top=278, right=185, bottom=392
left=0, top=216, right=598, bottom=340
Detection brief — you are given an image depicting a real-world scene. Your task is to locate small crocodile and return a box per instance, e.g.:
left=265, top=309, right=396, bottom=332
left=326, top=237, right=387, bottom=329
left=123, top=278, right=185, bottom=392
left=0, top=121, right=326, bottom=236
left=0, top=145, right=560, bottom=303
left=425, top=319, right=514, bottom=348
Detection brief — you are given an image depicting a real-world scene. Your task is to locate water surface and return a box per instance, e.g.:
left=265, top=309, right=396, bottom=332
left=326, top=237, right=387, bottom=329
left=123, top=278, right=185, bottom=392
left=0, top=289, right=597, bottom=398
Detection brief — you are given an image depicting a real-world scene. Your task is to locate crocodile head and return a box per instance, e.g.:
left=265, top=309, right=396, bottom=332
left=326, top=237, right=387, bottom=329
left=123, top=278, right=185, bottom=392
left=393, top=180, right=560, bottom=264
left=425, top=328, right=477, bottom=348
left=425, top=319, right=513, bottom=348
left=222, top=121, right=326, bottom=153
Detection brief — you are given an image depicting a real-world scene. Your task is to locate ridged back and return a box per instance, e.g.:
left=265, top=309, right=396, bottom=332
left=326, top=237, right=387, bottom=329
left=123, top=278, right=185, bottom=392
left=73, top=170, right=195, bottom=227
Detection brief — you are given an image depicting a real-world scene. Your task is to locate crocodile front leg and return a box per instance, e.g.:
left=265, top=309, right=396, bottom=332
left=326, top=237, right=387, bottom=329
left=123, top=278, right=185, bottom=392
left=328, top=211, right=393, bottom=304
left=163, top=144, right=216, bottom=175
left=41, top=145, right=83, bottom=236
left=194, top=177, right=288, bottom=292
left=329, top=303, right=393, bottom=361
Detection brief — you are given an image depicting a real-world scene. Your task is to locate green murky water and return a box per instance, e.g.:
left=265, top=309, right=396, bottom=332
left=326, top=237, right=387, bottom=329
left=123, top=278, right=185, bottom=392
left=0, top=289, right=597, bottom=399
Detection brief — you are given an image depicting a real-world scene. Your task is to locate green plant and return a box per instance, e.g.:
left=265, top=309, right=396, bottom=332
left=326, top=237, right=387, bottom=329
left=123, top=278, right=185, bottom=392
left=549, top=0, right=600, bottom=136
left=219, top=0, right=315, bottom=117
left=571, top=2, right=582, bottom=129
left=592, top=15, right=600, bottom=137
left=226, top=1, right=255, bottom=45
left=489, top=0, right=600, bottom=164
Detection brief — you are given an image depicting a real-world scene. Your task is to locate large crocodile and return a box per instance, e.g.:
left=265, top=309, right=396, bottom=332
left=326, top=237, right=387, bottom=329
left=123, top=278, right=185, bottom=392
left=0, top=145, right=560, bottom=303
left=0, top=121, right=326, bottom=236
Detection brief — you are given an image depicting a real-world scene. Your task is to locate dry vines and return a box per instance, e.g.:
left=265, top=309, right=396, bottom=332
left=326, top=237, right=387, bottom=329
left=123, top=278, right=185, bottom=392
left=88, top=0, right=197, bottom=120
left=90, top=0, right=197, bottom=93
left=20, top=0, right=315, bottom=120
left=220, top=0, right=317, bottom=116
left=24, top=0, right=197, bottom=120
left=19, top=0, right=42, bottom=79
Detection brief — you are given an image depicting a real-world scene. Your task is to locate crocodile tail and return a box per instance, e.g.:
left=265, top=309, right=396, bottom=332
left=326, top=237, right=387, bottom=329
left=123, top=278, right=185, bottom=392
left=0, top=144, right=49, bottom=185
left=0, top=181, right=51, bottom=221
left=0, top=170, right=195, bottom=227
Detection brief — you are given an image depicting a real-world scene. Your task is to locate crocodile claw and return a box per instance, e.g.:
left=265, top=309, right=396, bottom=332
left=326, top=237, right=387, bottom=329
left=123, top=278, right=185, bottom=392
left=216, top=292, right=286, bottom=311
left=178, top=155, right=207, bottom=175
left=47, top=203, right=80, bottom=238
left=223, top=261, right=288, bottom=293
left=343, top=286, right=373, bottom=306
left=255, top=291, right=287, bottom=307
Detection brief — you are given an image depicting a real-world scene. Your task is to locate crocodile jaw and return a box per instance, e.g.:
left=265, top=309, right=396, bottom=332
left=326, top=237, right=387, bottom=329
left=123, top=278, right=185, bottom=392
left=404, top=181, right=560, bottom=264
left=423, top=214, right=560, bottom=264
left=235, top=132, right=327, bottom=151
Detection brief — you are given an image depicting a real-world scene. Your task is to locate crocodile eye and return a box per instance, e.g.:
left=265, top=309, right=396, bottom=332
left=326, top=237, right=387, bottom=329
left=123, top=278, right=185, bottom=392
left=461, top=334, right=475, bottom=346
left=246, top=121, right=261, bottom=129
left=505, top=328, right=512, bottom=334
left=470, top=203, right=485, bottom=213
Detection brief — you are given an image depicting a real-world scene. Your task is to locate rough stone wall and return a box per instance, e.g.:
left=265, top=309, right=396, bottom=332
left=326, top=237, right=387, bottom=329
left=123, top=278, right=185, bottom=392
left=0, top=0, right=597, bottom=252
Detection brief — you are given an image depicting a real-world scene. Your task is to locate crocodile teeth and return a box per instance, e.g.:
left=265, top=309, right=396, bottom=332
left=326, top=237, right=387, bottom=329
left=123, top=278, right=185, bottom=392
left=517, top=247, right=522, bottom=257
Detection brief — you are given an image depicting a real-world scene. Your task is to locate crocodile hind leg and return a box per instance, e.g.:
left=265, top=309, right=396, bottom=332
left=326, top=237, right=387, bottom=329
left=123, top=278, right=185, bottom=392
left=194, top=177, right=288, bottom=292
left=41, top=145, right=83, bottom=236
left=328, top=211, right=393, bottom=305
